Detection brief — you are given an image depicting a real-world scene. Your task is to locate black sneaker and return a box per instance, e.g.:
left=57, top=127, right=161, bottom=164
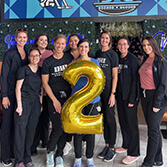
left=104, top=149, right=116, bottom=162
left=2, top=159, right=12, bottom=166
left=141, top=165, right=151, bottom=167
left=153, top=161, right=163, bottom=167
left=98, top=146, right=109, bottom=159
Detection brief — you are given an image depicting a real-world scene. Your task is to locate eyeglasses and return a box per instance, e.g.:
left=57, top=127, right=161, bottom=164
left=29, top=55, right=40, bottom=58
left=16, top=28, right=28, bottom=32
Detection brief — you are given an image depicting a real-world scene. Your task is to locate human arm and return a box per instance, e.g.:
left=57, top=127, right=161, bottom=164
left=153, top=107, right=160, bottom=112
left=128, top=56, right=139, bottom=107
left=42, top=74, right=61, bottom=113
left=153, top=59, right=167, bottom=111
left=108, top=67, right=118, bottom=107
left=15, top=79, right=24, bottom=116
left=2, top=97, right=10, bottom=109
left=1, top=51, right=11, bottom=108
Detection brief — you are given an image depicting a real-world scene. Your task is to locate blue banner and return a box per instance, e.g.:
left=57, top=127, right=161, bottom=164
left=3, top=0, right=167, bottom=19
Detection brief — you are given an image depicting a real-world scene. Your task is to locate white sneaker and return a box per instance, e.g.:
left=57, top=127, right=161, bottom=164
left=46, top=152, right=54, bottom=167
left=87, top=158, right=95, bottom=167
left=55, top=156, right=64, bottom=167
left=63, top=142, right=72, bottom=156
left=82, top=142, right=86, bottom=156
left=73, top=158, right=81, bottom=167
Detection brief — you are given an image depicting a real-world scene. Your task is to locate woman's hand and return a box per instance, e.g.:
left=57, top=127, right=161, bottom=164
left=153, top=107, right=160, bottom=113
left=108, top=94, right=115, bottom=107
left=53, top=99, right=62, bottom=113
left=2, top=97, right=10, bottom=109
left=16, top=105, right=23, bottom=116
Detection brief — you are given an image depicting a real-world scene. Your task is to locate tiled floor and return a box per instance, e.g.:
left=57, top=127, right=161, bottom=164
left=0, top=106, right=167, bottom=167
left=31, top=124, right=167, bottom=167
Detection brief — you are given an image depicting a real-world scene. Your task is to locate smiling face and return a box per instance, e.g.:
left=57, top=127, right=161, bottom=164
left=28, top=50, right=41, bottom=65
left=78, top=41, right=90, bottom=57
left=142, top=39, right=154, bottom=56
left=100, top=33, right=111, bottom=48
left=117, top=38, right=129, bottom=56
left=69, top=35, right=79, bottom=50
left=36, top=35, right=48, bottom=50
left=54, top=38, right=66, bottom=54
left=15, top=32, right=28, bottom=48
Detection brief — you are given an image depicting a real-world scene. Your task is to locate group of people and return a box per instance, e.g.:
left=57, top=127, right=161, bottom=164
left=0, top=28, right=167, bottom=167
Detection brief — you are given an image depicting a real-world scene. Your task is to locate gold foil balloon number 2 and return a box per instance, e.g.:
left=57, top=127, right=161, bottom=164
left=61, top=60, right=105, bottom=134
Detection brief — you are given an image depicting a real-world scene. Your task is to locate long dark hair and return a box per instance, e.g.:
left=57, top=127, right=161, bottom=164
left=33, top=33, right=50, bottom=49
left=142, top=37, right=163, bottom=58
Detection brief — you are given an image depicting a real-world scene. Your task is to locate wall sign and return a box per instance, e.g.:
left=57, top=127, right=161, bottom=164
left=2, top=0, right=167, bottom=20
left=153, top=31, right=167, bottom=51
left=93, top=0, right=142, bottom=15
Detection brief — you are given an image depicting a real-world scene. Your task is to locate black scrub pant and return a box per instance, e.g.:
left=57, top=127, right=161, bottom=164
left=1, top=95, right=15, bottom=162
left=74, top=101, right=101, bottom=158
left=101, top=84, right=116, bottom=148
left=47, top=89, right=71, bottom=157
left=31, top=96, right=49, bottom=152
left=141, top=89, right=166, bottom=166
left=116, top=90, right=140, bottom=156
left=14, top=98, right=41, bottom=164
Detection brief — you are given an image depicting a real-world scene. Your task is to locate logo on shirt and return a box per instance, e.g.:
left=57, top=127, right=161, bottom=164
left=97, top=58, right=106, bottom=64
left=97, top=58, right=108, bottom=68
left=118, top=64, right=123, bottom=73
left=52, top=64, right=67, bottom=77
left=59, top=91, right=67, bottom=98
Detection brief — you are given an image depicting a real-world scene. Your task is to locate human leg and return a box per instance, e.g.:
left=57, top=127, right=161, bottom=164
left=24, top=100, right=41, bottom=164
left=40, top=96, right=50, bottom=147
left=141, top=90, right=166, bottom=166
left=126, top=101, right=140, bottom=156
left=116, top=91, right=129, bottom=150
left=14, top=100, right=31, bottom=164
left=98, top=88, right=117, bottom=161
left=1, top=95, right=15, bottom=164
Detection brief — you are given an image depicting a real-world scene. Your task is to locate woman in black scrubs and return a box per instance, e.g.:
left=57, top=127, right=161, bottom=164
left=139, top=37, right=167, bottom=167
left=116, top=36, right=140, bottom=165
left=1, top=28, right=29, bottom=166
left=14, top=48, right=42, bottom=167
left=96, top=30, right=118, bottom=162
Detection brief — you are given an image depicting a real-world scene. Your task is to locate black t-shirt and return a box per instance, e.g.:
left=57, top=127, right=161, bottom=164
left=17, top=65, right=42, bottom=101
left=42, top=53, right=73, bottom=93
left=95, top=48, right=118, bottom=81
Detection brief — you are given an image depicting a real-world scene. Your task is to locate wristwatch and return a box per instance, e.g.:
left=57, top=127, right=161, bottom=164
left=111, top=92, right=116, bottom=95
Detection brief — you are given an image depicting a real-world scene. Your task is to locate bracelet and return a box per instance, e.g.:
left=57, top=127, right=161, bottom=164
left=111, top=92, right=116, bottom=95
